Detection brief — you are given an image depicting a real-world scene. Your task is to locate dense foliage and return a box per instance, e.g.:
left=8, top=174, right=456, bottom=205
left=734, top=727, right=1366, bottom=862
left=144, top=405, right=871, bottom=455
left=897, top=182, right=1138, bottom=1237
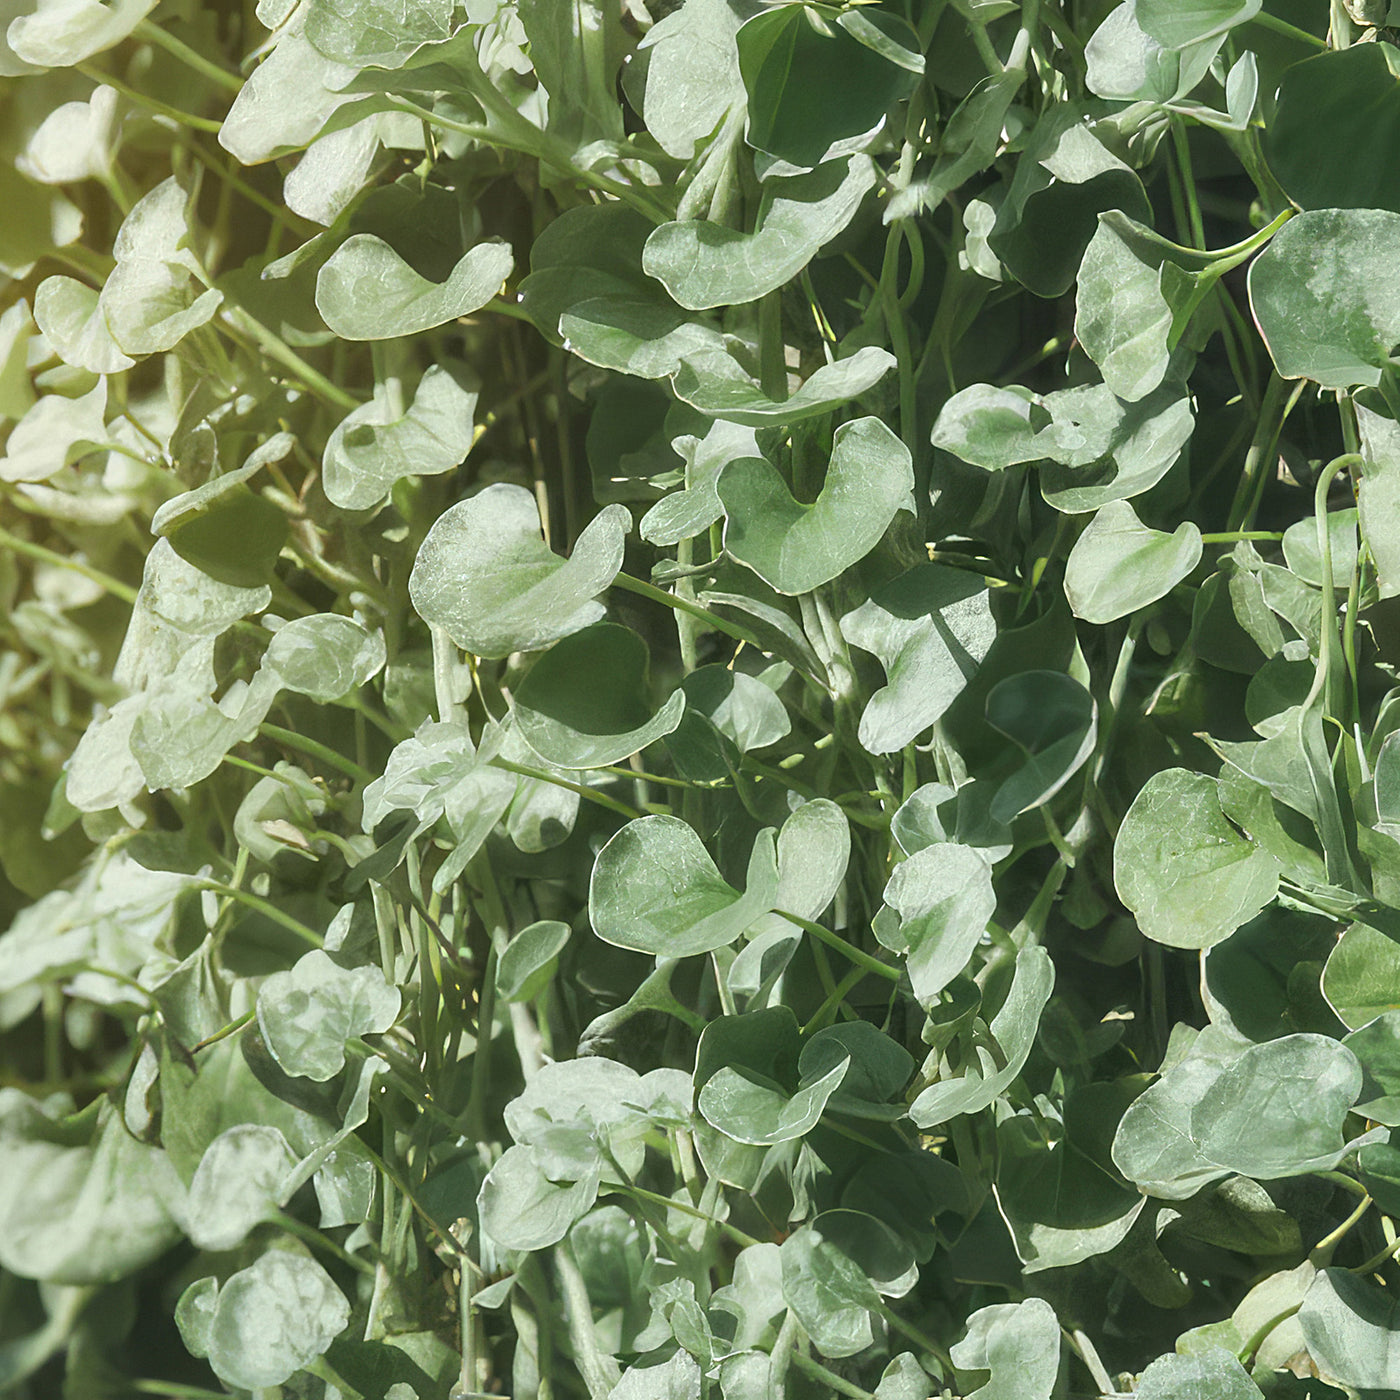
left=4, top=0, right=1400, bottom=1394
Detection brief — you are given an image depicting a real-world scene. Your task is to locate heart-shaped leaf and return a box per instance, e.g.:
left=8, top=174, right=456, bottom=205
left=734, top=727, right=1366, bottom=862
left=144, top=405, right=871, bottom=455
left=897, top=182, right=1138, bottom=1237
left=698, top=1056, right=847, bottom=1145
left=1063, top=499, right=1202, bottom=623
left=719, top=416, right=913, bottom=594
left=644, top=156, right=876, bottom=310
left=590, top=816, right=779, bottom=958
left=316, top=234, right=513, bottom=340
left=512, top=623, right=686, bottom=768
left=841, top=564, right=996, bottom=754
left=409, top=484, right=628, bottom=658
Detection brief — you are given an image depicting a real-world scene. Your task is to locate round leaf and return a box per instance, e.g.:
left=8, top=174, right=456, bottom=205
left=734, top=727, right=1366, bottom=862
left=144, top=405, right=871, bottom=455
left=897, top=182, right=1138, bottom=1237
left=1248, top=207, right=1400, bottom=389
left=496, top=920, right=571, bottom=1003
left=204, top=1250, right=350, bottom=1390
left=1114, top=769, right=1280, bottom=949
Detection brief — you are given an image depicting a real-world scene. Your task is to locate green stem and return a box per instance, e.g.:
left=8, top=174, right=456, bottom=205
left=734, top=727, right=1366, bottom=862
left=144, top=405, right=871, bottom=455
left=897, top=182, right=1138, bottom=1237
left=275, top=1213, right=376, bottom=1275
left=554, top=1242, right=621, bottom=1400
left=1199, top=530, right=1283, bottom=543
left=759, top=289, right=787, bottom=402
left=1237, top=1303, right=1302, bottom=1365
left=135, top=18, right=244, bottom=93
left=1312, top=1192, right=1371, bottom=1266
left=196, top=881, right=323, bottom=946
left=0, top=525, right=138, bottom=603
left=612, top=571, right=763, bottom=649
left=1226, top=370, right=1296, bottom=531
left=222, top=306, right=360, bottom=412
left=190, top=1010, right=255, bottom=1052
left=259, top=722, right=375, bottom=785
left=1302, top=454, right=1363, bottom=723
left=1353, top=1229, right=1400, bottom=1276
left=76, top=63, right=224, bottom=133
left=1250, top=9, right=1329, bottom=48
left=490, top=756, right=642, bottom=819
left=788, top=1351, right=875, bottom=1400
left=619, top=1184, right=759, bottom=1248
left=772, top=907, right=900, bottom=983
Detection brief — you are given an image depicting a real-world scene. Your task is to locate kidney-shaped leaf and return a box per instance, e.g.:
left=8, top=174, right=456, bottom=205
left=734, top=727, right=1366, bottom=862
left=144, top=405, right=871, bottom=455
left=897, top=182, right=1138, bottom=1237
left=1115, top=769, right=1280, bottom=949
left=192, top=1250, right=350, bottom=1391
left=323, top=363, right=478, bottom=511
left=883, top=843, right=995, bottom=1006
left=644, top=156, right=876, bottom=310
left=1112, top=1034, right=1362, bottom=1199
left=185, top=1125, right=296, bottom=1252
left=698, top=1056, right=848, bottom=1145
left=1299, top=1267, right=1400, bottom=1393
left=256, top=949, right=401, bottom=1082
left=512, top=623, right=686, bottom=768
left=496, top=920, right=571, bottom=1004
left=409, top=484, right=628, bottom=658
left=719, top=416, right=913, bottom=594
left=671, top=344, right=895, bottom=424
left=590, top=816, right=780, bottom=957
left=1064, top=499, right=1203, bottom=624
left=841, top=564, right=996, bottom=754
left=949, top=1297, right=1060, bottom=1400
left=316, top=234, right=513, bottom=340
left=1249, top=208, right=1400, bottom=390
